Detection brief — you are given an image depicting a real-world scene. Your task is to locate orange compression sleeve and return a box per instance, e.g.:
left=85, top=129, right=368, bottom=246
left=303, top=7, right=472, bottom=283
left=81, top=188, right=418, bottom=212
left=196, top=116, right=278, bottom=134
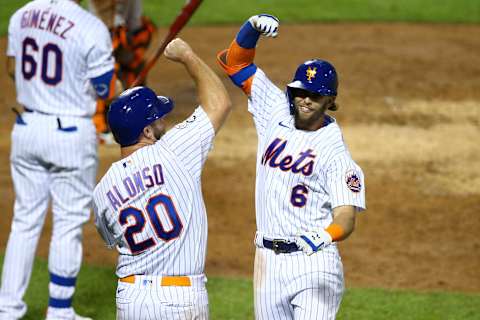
left=325, top=224, right=345, bottom=242
left=217, top=40, right=256, bottom=95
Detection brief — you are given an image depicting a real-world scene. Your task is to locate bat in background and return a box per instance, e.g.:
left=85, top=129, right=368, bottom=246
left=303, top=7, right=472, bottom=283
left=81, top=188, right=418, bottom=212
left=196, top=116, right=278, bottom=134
left=131, top=0, right=203, bottom=87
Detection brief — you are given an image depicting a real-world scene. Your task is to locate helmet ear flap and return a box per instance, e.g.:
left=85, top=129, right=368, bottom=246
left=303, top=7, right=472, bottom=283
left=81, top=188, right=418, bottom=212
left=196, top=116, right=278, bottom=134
left=286, top=88, right=295, bottom=115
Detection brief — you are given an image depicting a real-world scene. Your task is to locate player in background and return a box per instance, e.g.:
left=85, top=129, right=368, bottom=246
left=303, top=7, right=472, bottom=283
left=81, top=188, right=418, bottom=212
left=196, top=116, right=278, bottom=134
left=0, top=0, right=117, bottom=319
left=93, top=38, right=231, bottom=319
left=217, top=14, right=366, bottom=319
left=88, top=0, right=157, bottom=144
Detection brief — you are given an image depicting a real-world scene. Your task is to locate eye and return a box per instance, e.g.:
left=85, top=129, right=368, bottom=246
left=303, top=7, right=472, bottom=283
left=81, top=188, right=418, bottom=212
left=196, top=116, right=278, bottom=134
left=292, top=88, right=308, bottom=98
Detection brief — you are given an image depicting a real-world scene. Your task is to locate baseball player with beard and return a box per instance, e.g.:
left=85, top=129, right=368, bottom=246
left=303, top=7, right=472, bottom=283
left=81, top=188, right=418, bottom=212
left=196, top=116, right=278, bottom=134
left=0, top=0, right=117, bottom=319
left=217, top=14, right=366, bottom=319
left=93, top=38, right=231, bottom=319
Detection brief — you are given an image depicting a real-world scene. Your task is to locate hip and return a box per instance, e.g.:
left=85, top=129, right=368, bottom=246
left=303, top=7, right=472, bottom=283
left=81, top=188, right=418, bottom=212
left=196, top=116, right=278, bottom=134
left=116, top=274, right=209, bottom=311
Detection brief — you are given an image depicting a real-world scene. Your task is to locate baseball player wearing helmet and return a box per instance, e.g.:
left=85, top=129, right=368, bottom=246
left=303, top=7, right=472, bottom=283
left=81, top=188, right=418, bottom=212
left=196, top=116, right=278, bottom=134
left=217, top=14, right=366, bottom=319
left=0, top=1, right=117, bottom=319
left=93, top=38, right=231, bottom=319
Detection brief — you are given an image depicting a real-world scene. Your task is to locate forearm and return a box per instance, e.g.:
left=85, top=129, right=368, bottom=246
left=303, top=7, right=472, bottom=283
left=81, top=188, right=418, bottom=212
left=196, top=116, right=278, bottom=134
left=327, top=206, right=356, bottom=242
left=296, top=205, right=357, bottom=255
left=217, top=14, right=279, bottom=95
left=216, top=26, right=258, bottom=95
left=183, top=51, right=231, bottom=129
left=226, top=21, right=260, bottom=66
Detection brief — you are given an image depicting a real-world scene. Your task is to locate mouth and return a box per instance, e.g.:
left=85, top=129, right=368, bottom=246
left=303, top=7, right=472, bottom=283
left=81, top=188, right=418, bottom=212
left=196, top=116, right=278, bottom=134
left=298, top=105, right=313, bottom=114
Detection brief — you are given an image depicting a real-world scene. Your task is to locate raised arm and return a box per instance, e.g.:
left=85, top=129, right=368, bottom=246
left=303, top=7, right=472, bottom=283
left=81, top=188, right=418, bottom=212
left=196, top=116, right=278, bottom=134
left=217, top=14, right=279, bottom=95
left=165, top=38, right=232, bottom=133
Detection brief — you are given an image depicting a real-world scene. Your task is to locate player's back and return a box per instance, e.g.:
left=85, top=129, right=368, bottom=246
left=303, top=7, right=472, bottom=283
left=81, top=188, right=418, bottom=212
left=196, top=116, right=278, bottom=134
left=94, top=138, right=208, bottom=278
left=8, top=0, right=112, bottom=117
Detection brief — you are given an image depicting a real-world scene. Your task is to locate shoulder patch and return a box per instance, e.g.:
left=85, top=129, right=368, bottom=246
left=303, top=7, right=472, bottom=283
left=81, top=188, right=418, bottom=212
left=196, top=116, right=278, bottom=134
left=345, top=169, right=362, bottom=193
left=175, top=114, right=197, bottom=129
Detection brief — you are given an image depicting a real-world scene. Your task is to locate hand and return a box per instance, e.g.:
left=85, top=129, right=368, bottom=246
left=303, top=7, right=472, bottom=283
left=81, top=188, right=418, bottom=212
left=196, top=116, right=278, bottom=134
left=295, top=230, right=332, bottom=255
left=164, top=38, right=194, bottom=63
left=248, top=14, right=279, bottom=38
left=114, top=78, right=124, bottom=96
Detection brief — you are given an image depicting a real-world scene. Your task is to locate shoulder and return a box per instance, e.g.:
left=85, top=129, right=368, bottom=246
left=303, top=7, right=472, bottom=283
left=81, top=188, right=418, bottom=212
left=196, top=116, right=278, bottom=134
left=8, top=2, right=29, bottom=28
left=94, top=164, right=117, bottom=197
left=170, top=106, right=211, bottom=131
left=320, top=117, right=344, bottom=144
left=252, top=68, right=282, bottom=95
left=317, top=119, right=349, bottom=162
left=69, top=3, right=110, bottom=38
left=250, top=68, right=287, bottom=106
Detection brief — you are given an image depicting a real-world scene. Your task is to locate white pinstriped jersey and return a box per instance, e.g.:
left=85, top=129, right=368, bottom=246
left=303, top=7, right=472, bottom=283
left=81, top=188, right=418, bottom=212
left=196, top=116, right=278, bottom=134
left=93, top=107, right=214, bottom=278
left=249, top=69, right=366, bottom=237
left=7, top=0, right=114, bottom=117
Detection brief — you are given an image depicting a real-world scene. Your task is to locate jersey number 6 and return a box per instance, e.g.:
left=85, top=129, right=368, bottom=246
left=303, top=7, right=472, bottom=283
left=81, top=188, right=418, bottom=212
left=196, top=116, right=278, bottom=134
left=291, top=184, right=308, bottom=207
left=119, top=193, right=183, bottom=254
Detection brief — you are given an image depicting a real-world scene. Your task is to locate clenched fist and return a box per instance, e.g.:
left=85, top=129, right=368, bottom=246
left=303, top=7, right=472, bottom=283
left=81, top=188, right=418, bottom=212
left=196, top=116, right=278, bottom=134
left=164, top=38, right=194, bottom=63
left=295, top=229, right=333, bottom=255
left=248, top=14, right=280, bottom=38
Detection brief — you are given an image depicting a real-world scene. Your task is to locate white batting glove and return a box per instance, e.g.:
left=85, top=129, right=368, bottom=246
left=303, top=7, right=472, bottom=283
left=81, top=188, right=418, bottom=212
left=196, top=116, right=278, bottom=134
left=295, top=230, right=332, bottom=256
left=248, top=14, right=279, bottom=38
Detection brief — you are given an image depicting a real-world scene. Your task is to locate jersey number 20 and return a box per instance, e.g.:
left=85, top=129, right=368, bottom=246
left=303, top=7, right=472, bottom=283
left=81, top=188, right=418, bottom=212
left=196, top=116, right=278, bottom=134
left=119, top=193, right=183, bottom=254
left=22, top=37, right=62, bottom=85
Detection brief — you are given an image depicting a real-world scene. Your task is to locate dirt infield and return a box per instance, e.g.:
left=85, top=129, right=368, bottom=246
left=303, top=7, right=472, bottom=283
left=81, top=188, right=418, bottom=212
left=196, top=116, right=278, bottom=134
left=0, top=23, right=479, bottom=293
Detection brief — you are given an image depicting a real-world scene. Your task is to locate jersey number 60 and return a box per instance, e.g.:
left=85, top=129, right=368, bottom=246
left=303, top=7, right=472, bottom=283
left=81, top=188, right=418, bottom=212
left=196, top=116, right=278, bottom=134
left=22, top=37, right=62, bottom=85
left=119, top=193, right=183, bottom=254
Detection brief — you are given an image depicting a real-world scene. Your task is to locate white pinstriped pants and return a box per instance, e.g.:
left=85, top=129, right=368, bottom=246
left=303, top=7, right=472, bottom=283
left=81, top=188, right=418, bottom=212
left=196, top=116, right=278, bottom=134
left=254, top=246, right=344, bottom=320
left=0, top=112, right=97, bottom=319
left=116, top=275, right=209, bottom=320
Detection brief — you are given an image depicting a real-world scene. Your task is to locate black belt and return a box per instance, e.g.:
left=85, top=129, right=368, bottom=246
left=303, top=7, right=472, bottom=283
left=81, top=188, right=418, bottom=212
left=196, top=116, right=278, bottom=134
left=263, top=239, right=300, bottom=254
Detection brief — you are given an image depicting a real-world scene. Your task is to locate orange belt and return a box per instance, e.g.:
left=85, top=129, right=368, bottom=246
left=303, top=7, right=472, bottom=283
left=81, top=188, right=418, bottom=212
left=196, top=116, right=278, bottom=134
left=120, top=275, right=191, bottom=287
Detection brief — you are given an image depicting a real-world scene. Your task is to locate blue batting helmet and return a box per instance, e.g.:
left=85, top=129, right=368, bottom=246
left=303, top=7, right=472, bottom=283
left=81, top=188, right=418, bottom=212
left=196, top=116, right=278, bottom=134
left=107, top=86, right=174, bottom=147
left=286, top=59, right=338, bottom=113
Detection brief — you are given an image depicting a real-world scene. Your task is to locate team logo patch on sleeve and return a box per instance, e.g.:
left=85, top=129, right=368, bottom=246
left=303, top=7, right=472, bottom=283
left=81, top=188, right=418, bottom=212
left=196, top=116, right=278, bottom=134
left=345, top=169, right=362, bottom=193
left=175, top=114, right=197, bottom=129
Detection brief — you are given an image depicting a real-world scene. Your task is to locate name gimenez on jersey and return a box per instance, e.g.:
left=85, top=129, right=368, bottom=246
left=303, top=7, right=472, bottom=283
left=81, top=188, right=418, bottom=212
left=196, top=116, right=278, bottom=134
left=106, top=163, right=165, bottom=211
left=20, top=8, right=75, bottom=40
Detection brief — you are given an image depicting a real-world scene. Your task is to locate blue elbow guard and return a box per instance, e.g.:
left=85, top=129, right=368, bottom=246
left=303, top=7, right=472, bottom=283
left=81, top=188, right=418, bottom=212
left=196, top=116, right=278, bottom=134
left=236, top=21, right=260, bottom=49
left=230, top=64, right=257, bottom=87
left=90, top=70, right=114, bottom=99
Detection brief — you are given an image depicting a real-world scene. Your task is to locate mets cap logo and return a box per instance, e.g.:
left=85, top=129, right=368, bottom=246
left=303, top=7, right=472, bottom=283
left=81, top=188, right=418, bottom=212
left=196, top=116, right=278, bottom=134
left=345, top=169, right=362, bottom=193
left=306, top=66, right=317, bottom=83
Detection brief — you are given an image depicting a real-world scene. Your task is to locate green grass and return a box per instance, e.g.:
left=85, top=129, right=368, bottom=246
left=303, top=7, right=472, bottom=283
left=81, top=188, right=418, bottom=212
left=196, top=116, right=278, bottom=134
left=0, top=255, right=479, bottom=319
left=2, top=0, right=480, bottom=36
left=145, top=0, right=480, bottom=26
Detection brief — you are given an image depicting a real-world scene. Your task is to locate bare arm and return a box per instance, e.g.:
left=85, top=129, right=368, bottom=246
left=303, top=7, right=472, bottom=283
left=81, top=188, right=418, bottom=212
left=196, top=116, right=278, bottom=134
left=7, top=57, right=15, bottom=80
left=296, top=205, right=358, bottom=255
left=330, top=205, right=357, bottom=241
left=164, top=38, right=232, bottom=133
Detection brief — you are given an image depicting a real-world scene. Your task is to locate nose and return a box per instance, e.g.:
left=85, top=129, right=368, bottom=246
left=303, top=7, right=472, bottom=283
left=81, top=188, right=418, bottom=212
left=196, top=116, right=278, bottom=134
left=303, top=96, right=312, bottom=104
